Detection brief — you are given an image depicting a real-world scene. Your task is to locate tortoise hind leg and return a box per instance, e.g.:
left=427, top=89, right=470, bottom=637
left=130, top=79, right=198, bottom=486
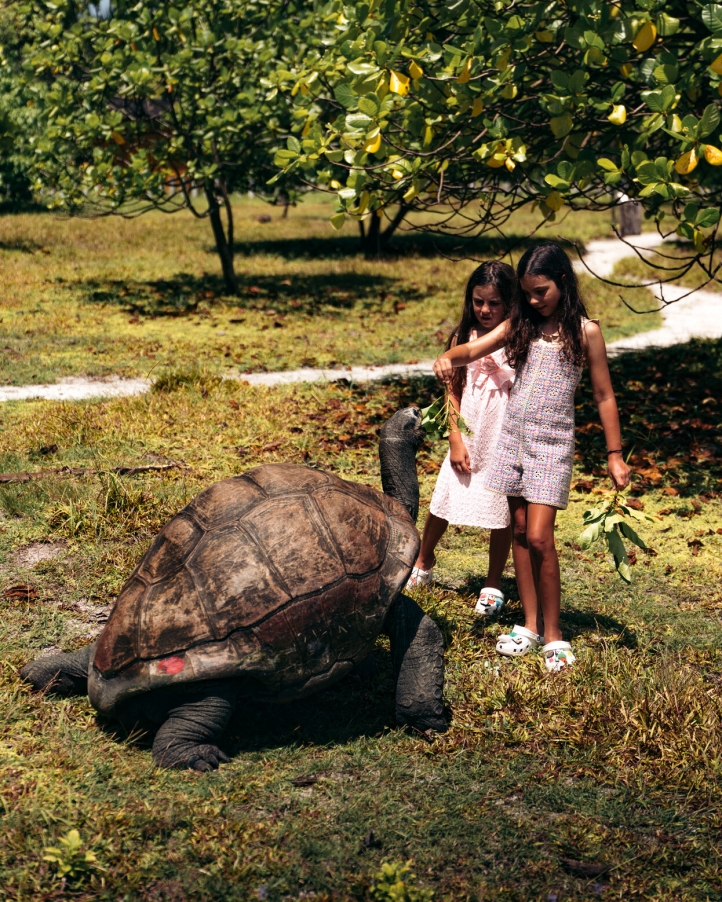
left=151, top=680, right=237, bottom=772
left=20, top=642, right=96, bottom=697
left=384, top=593, right=447, bottom=733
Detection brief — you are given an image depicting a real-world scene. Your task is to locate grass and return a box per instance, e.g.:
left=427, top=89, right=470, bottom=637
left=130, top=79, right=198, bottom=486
left=0, top=197, right=659, bottom=387
left=611, top=239, right=722, bottom=295
left=1, top=331, right=722, bottom=900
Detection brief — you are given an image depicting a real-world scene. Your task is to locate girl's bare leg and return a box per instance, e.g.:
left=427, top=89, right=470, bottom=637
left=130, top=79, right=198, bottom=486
left=525, top=503, right=562, bottom=643
left=483, top=525, right=512, bottom=591
left=508, top=498, right=543, bottom=636
left=414, top=512, right=448, bottom=571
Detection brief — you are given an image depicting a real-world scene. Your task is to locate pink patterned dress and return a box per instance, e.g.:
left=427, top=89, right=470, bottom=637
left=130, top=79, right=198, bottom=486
left=429, top=346, right=514, bottom=528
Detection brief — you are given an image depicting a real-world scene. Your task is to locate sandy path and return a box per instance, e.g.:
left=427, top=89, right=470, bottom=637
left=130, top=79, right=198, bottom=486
left=2, top=232, right=720, bottom=401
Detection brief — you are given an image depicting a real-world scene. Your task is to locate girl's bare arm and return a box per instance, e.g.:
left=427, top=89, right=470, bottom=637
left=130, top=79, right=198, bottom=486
left=447, top=385, right=471, bottom=474
left=434, top=321, right=509, bottom=383
left=585, top=323, right=631, bottom=490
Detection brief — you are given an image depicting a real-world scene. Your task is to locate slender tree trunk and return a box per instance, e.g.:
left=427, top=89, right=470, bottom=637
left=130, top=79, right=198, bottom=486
left=205, top=184, right=239, bottom=295
left=358, top=205, right=409, bottom=258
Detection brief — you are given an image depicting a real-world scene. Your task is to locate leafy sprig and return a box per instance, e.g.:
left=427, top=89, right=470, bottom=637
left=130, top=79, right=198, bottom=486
left=420, top=396, right=473, bottom=442
left=579, top=493, right=654, bottom=583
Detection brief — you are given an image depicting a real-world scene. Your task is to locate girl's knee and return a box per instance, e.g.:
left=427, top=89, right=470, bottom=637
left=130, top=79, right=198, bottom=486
left=527, top=529, right=555, bottom=556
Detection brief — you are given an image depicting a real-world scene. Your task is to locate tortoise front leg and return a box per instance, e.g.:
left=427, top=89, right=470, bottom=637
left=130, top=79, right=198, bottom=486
left=20, top=642, right=96, bottom=697
left=384, top=594, right=447, bottom=733
left=151, top=680, right=237, bottom=772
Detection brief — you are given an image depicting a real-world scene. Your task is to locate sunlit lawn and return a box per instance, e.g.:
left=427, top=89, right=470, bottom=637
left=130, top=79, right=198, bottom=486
left=0, top=197, right=659, bottom=386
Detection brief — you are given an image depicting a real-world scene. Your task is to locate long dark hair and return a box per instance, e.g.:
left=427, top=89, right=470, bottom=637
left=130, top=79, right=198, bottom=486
left=506, top=243, right=589, bottom=370
left=446, top=260, right=516, bottom=396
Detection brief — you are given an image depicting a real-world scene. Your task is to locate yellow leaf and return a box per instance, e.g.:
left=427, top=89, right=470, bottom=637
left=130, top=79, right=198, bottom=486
left=675, top=148, right=698, bottom=174
left=111, top=132, right=125, bottom=146
left=608, top=104, right=627, bottom=125
left=694, top=229, right=709, bottom=253
left=535, top=30, right=553, bottom=42
left=356, top=191, right=369, bottom=215
left=505, top=157, right=516, bottom=172
left=471, top=97, right=484, bottom=118
left=704, top=144, right=722, bottom=165
left=633, top=21, right=657, bottom=52
left=546, top=191, right=563, bottom=212
left=364, top=133, right=382, bottom=153
left=501, top=84, right=517, bottom=100
left=301, top=119, right=311, bottom=137
left=409, top=61, right=423, bottom=81
left=402, top=184, right=417, bottom=202
left=495, top=48, right=510, bottom=71
left=329, top=179, right=341, bottom=189
left=152, top=26, right=160, bottom=41
left=423, top=125, right=434, bottom=145
left=300, top=84, right=309, bottom=96
left=389, top=70, right=409, bottom=95
left=669, top=114, right=682, bottom=132
left=487, top=155, right=506, bottom=169
left=457, top=58, right=472, bottom=84
left=619, top=63, right=632, bottom=78
left=711, top=53, right=722, bottom=76
left=377, top=77, right=389, bottom=101
left=391, top=168, right=404, bottom=179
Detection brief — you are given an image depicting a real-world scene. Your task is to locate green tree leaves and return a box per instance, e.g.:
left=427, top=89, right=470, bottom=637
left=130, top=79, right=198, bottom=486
left=272, top=0, right=722, bottom=276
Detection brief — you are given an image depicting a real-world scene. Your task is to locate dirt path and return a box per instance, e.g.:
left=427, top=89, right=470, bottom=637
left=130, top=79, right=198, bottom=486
left=2, top=232, right=720, bottom=401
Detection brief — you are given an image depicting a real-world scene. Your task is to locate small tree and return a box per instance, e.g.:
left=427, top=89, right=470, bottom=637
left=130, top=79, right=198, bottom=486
left=275, top=0, right=722, bottom=286
left=21, top=0, right=313, bottom=294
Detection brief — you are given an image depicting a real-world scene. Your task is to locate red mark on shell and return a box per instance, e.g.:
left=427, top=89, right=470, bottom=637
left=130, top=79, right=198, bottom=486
left=157, top=656, right=185, bottom=675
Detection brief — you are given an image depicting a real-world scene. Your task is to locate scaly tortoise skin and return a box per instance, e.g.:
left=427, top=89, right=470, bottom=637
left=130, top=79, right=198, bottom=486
left=89, top=463, right=418, bottom=715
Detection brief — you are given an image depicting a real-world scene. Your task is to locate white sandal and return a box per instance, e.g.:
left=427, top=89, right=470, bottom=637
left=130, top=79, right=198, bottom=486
left=475, top=588, right=504, bottom=617
left=543, top=641, right=575, bottom=672
left=496, top=626, right=543, bottom=657
left=406, top=566, right=434, bottom=590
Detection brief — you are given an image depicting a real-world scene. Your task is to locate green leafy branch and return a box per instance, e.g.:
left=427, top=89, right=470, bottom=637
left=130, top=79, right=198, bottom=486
left=420, top=396, right=473, bottom=443
left=578, top=493, right=654, bottom=583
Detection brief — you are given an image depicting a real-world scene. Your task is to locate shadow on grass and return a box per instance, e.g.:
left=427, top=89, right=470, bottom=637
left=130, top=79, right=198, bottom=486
left=97, top=647, right=397, bottom=757
left=74, top=271, right=423, bottom=317
left=228, top=230, right=577, bottom=262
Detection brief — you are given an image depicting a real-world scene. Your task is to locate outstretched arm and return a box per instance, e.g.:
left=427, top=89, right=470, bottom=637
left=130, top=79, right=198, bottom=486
left=433, top=321, right=509, bottom=384
left=586, top=323, right=631, bottom=490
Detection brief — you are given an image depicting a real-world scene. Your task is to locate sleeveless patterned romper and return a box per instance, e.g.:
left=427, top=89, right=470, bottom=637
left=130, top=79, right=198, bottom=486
left=484, top=320, right=597, bottom=509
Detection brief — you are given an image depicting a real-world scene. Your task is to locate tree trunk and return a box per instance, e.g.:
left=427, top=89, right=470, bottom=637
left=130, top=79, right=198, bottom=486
left=618, top=200, right=643, bottom=237
left=358, top=205, right=408, bottom=258
left=205, top=184, right=239, bottom=295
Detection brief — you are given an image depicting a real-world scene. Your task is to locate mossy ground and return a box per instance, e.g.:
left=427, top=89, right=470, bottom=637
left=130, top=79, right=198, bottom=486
left=0, top=202, right=716, bottom=901
left=0, top=198, right=658, bottom=386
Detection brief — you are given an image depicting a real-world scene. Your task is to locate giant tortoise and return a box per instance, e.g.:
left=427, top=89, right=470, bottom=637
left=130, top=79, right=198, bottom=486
left=21, top=407, right=446, bottom=770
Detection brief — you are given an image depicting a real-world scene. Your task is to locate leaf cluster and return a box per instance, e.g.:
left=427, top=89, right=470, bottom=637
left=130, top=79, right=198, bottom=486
left=420, top=394, right=473, bottom=442
left=274, top=0, right=722, bottom=283
left=43, top=829, right=101, bottom=882
left=579, top=492, right=654, bottom=582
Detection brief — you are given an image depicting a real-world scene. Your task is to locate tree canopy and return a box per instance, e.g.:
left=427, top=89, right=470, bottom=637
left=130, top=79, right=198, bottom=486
left=19, top=0, right=315, bottom=293
left=274, top=0, right=722, bottom=284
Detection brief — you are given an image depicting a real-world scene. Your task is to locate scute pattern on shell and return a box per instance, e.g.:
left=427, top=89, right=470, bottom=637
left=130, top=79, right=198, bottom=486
left=89, top=464, right=418, bottom=714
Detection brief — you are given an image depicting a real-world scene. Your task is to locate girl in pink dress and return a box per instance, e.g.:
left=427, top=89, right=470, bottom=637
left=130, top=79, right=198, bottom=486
left=407, top=261, right=516, bottom=617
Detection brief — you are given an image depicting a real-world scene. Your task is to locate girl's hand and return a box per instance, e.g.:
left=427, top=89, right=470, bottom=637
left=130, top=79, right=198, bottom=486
left=608, top=453, right=631, bottom=490
left=449, top=435, right=471, bottom=475
left=433, top=355, right=453, bottom=384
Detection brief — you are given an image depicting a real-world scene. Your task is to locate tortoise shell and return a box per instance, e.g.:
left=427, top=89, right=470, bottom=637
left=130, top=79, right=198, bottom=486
left=88, top=464, right=419, bottom=714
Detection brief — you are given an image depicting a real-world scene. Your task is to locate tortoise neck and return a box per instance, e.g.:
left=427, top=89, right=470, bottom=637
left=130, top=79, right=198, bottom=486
left=378, top=437, right=420, bottom=523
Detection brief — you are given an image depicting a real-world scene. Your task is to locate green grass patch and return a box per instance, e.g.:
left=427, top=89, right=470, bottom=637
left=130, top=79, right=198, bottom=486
left=0, top=199, right=658, bottom=386
left=1, top=337, right=722, bottom=899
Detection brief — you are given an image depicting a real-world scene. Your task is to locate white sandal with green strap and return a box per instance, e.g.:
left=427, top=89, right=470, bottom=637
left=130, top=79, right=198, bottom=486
left=543, top=641, right=575, bottom=672
left=475, top=588, right=504, bottom=618
left=496, top=626, right=543, bottom=657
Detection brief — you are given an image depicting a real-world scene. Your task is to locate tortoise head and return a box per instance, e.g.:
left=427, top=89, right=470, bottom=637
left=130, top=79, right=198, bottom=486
left=379, top=407, right=424, bottom=523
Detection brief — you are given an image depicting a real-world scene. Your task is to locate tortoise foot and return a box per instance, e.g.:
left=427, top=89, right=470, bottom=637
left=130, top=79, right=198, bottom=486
left=154, top=742, right=230, bottom=772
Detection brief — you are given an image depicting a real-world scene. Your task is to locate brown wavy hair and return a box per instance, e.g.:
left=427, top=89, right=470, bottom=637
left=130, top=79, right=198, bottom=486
left=446, top=260, right=516, bottom=397
left=505, top=243, right=589, bottom=370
